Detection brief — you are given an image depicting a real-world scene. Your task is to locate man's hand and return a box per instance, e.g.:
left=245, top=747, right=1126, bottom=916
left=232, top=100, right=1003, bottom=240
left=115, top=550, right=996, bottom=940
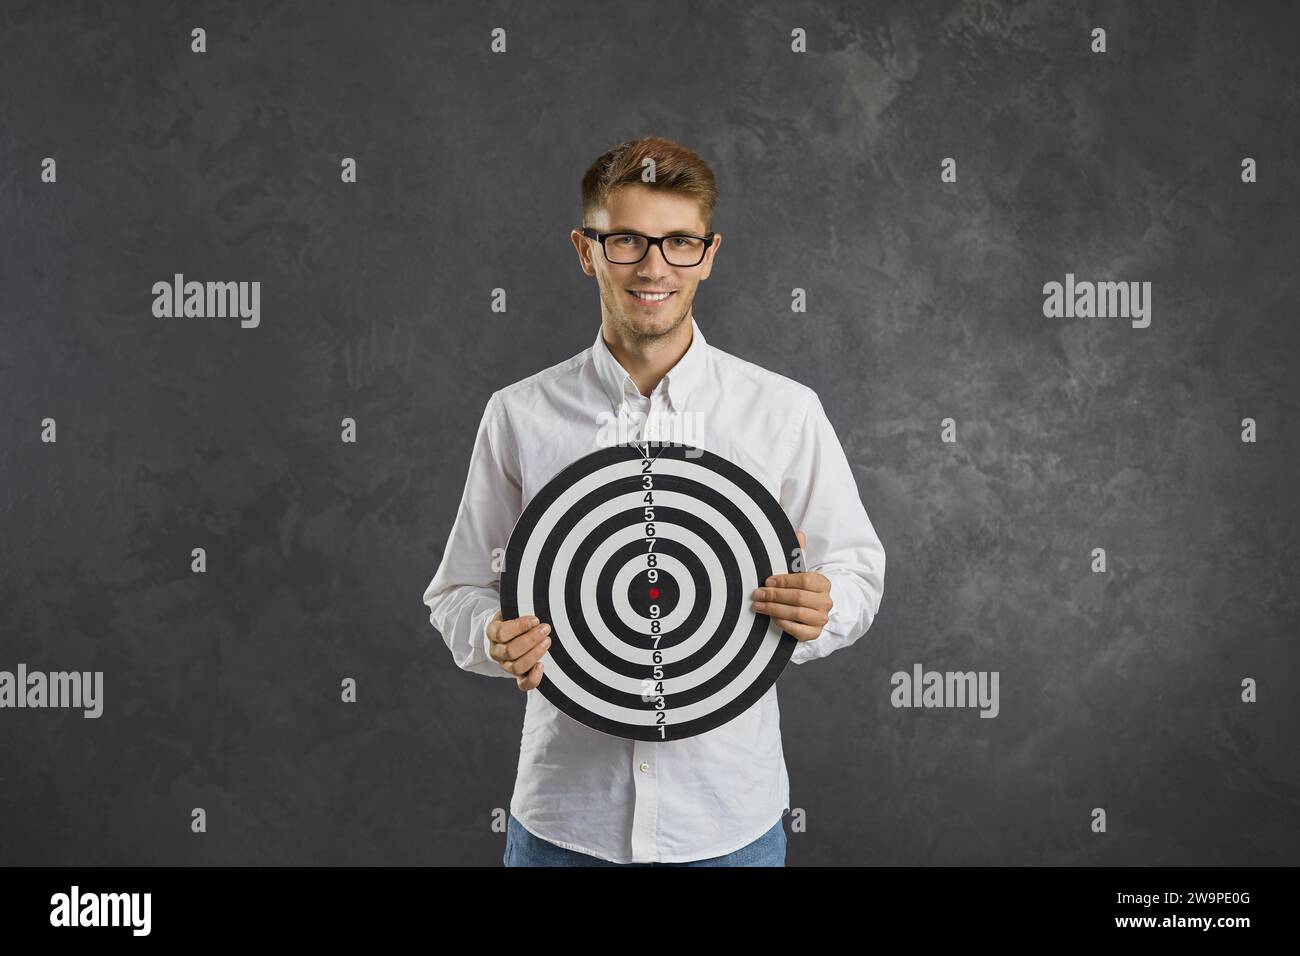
left=487, top=610, right=551, bottom=691
left=752, top=530, right=833, bottom=642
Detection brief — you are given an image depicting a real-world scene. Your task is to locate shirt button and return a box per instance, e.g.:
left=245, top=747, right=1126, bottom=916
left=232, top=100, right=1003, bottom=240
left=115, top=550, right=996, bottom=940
left=639, top=762, right=650, bottom=773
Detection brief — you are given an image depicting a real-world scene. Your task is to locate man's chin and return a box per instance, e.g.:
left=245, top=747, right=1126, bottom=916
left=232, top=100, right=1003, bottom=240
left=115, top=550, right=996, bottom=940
left=623, top=308, right=687, bottom=338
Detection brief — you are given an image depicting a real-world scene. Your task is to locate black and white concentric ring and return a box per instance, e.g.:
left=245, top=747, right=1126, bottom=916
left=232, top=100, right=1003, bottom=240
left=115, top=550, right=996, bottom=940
left=501, top=442, right=800, bottom=741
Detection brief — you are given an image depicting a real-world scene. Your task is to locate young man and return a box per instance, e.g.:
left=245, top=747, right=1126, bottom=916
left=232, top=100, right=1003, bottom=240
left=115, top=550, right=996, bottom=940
left=424, top=137, right=886, bottom=867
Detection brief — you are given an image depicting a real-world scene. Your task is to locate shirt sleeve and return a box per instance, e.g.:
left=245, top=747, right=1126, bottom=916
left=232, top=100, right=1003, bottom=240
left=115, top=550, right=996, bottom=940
left=423, top=391, right=522, bottom=678
left=778, top=389, right=887, bottom=665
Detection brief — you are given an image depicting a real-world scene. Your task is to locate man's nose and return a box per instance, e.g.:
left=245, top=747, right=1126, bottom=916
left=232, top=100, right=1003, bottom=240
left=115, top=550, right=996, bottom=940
left=638, top=244, right=672, bottom=276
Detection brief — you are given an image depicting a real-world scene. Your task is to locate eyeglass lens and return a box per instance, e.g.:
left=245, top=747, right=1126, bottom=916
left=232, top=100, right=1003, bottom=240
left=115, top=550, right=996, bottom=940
left=604, top=234, right=706, bottom=266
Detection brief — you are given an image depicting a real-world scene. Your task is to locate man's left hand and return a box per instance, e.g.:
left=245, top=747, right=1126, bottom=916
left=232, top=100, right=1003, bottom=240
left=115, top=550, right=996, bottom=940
left=752, top=530, right=833, bottom=642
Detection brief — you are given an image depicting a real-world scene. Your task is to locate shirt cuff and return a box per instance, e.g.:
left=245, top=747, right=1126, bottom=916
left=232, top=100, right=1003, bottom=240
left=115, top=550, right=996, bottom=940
left=481, top=610, right=495, bottom=664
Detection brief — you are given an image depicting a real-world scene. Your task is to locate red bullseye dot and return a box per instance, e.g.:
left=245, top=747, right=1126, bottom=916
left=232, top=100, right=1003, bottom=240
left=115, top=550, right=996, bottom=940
left=649, top=587, right=661, bottom=599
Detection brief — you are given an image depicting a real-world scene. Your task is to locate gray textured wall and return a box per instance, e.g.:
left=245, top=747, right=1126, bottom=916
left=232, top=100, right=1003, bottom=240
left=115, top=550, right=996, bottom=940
left=1, top=0, right=1296, bottom=866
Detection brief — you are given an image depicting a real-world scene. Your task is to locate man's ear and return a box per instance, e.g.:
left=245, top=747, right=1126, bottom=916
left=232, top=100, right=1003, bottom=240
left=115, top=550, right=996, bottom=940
left=571, top=229, right=597, bottom=277
left=698, top=232, right=722, bottom=280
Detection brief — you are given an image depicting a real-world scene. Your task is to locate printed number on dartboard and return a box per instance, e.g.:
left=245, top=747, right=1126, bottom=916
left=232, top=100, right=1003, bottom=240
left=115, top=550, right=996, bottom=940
left=642, top=457, right=667, bottom=738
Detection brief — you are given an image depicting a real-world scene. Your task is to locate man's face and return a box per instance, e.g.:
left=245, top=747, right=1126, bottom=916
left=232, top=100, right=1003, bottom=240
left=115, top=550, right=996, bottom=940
left=572, top=184, right=722, bottom=345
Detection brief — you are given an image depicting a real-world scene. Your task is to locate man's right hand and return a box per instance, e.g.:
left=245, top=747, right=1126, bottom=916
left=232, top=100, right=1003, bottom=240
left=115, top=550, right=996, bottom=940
left=487, top=610, right=552, bottom=691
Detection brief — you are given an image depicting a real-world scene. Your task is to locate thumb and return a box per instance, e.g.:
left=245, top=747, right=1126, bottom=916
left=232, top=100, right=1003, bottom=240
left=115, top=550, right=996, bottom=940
left=796, top=529, right=807, bottom=551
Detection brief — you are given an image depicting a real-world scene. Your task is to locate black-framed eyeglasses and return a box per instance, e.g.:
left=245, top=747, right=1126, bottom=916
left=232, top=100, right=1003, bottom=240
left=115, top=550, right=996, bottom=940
left=579, top=226, right=715, bottom=267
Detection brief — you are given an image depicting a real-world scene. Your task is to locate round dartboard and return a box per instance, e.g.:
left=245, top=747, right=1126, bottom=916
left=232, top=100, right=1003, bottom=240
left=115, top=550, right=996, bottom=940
left=500, top=441, right=801, bottom=741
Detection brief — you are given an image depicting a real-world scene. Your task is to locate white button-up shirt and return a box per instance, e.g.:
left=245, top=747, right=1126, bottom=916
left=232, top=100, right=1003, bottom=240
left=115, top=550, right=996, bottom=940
left=423, top=315, right=886, bottom=863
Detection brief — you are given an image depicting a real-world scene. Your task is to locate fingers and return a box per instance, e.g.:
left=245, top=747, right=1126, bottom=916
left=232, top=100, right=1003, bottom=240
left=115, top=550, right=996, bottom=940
left=755, top=599, right=829, bottom=627
left=771, top=619, right=824, bottom=642
left=491, top=627, right=549, bottom=670
left=517, top=661, right=544, bottom=691
left=756, top=603, right=830, bottom=632
left=502, top=622, right=551, bottom=662
left=761, top=572, right=830, bottom=592
left=506, top=627, right=551, bottom=674
left=754, top=583, right=831, bottom=606
left=488, top=614, right=553, bottom=678
left=753, top=584, right=830, bottom=614
left=490, top=612, right=539, bottom=645
left=752, top=570, right=833, bottom=643
left=754, top=600, right=829, bottom=640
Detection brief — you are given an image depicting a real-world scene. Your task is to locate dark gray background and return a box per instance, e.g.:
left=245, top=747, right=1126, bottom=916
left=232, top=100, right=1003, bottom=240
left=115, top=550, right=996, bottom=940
left=1, top=0, right=1296, bottom=866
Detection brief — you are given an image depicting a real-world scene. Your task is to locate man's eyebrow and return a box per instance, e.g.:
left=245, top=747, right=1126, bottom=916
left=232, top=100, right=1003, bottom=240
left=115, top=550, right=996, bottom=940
left=607, top=227, right=703, bottom=237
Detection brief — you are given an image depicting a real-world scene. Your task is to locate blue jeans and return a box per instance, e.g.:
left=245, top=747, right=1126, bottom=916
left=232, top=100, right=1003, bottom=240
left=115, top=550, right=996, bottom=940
left=504, top=812, right=786, bottom=866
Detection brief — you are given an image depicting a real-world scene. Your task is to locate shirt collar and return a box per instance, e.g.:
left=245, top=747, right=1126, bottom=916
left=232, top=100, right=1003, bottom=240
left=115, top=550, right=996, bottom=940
left=592, top=315, right=707, bottom=413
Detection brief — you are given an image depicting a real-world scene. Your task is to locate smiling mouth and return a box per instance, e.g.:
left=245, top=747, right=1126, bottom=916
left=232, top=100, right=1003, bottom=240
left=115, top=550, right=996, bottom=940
left=628, top=289, right=677, bottom=306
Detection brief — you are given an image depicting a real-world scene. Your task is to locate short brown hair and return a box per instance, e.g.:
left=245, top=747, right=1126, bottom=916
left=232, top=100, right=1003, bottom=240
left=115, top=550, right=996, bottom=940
left=581, top=136, right=719, bottom=233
